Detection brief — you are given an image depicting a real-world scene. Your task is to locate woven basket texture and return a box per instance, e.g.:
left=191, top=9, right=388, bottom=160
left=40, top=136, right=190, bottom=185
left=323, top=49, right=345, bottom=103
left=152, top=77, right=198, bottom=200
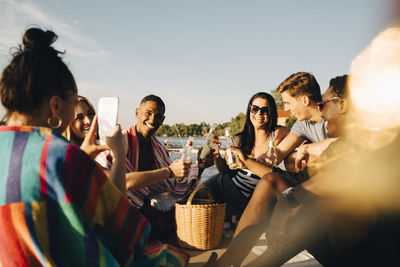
left=175, top=186, right=226, bottom=250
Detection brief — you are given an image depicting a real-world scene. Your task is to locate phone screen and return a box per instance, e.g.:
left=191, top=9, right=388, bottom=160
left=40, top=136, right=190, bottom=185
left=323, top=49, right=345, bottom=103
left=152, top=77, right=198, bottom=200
left=98, top=97, right=119, bottom=139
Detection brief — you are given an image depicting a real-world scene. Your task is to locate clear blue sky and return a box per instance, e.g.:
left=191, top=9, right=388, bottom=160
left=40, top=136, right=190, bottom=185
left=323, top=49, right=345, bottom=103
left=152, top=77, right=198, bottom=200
left=0, top=0, right=394, bottom=128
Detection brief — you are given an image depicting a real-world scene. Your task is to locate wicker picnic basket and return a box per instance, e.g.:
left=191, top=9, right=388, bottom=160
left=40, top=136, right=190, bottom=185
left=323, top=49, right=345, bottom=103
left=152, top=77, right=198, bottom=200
left=175, top=186, right=226, bottom=250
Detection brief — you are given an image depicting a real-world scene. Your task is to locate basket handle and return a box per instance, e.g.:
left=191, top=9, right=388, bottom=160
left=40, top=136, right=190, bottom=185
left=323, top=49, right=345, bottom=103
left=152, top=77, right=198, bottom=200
left=187, top=186, right=214, bottom=205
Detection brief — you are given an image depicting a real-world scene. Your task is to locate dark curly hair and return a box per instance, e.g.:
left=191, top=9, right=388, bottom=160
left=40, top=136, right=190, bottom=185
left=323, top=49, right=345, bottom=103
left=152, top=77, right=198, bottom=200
left=329, top=75, right=350, bottom=99
left=140, top=94, right=166, bottom=114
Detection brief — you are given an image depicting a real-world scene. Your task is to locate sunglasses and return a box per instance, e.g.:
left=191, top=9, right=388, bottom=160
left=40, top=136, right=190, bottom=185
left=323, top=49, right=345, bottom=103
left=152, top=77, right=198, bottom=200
left=317, top=97, right=340, bottom=111
left=249, top=104, right=269, bottom=115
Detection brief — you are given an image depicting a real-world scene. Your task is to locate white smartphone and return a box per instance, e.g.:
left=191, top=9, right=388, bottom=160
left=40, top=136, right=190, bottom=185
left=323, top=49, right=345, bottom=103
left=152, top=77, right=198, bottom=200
left=98, top=97, right=119, bottom=140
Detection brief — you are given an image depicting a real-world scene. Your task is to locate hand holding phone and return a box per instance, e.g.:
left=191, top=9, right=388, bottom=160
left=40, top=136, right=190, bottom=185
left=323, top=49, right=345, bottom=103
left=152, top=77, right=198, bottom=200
left=80, top=115, right=109, bottom=159
left=98, top=97, right=119, bottom=140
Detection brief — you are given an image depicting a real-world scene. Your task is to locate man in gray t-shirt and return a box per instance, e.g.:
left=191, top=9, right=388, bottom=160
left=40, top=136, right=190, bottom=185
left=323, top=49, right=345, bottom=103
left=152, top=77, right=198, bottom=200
left=290, top=118, right=327, bottom=143
left=258, top=72, right=333, bottom=168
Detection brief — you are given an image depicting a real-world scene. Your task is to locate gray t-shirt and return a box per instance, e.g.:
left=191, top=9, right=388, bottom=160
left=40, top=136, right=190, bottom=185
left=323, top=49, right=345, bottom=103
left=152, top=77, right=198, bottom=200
left=290, top=118, right=327, bottom=143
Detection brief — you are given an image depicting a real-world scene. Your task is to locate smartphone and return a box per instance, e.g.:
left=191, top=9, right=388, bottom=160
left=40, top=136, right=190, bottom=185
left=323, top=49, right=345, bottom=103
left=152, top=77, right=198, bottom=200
left=98, top=97, right=119, bottom=140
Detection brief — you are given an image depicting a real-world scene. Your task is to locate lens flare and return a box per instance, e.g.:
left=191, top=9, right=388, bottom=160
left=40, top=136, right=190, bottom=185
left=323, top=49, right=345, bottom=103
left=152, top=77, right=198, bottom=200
left=323, top=27, right=400, bottom=212
left=350, top=27, right=400, bottom=133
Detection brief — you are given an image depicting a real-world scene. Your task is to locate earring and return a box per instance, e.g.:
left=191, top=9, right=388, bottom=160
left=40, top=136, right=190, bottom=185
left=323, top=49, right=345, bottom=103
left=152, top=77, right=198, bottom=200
left=47, top=115, right=63, bottom=129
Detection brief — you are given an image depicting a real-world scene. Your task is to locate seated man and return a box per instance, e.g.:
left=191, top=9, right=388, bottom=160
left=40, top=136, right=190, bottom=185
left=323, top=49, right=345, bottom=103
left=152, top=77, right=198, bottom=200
left=206, top=75, right=350, bottom=266
left=97, top=94, right=211, bottom=237
left=261, top=72, right=336, bottom=173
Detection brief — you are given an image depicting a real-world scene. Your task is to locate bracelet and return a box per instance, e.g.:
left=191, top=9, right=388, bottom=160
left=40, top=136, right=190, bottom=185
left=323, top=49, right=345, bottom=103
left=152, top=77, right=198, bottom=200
left=167, top=166, right=173, bottom=178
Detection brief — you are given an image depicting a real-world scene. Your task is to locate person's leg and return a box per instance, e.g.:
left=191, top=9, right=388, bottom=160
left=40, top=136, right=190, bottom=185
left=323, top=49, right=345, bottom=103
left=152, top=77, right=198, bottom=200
left=244, top=202, right=328, bottom=267
left=201, top=173, right=226, bottom=204
left=207, top=173, right=289, bottom=267
left=244, top=196, right=377, bottom=267
left=219, top=172, right=250, bottom=221
left=234, top=173, right=289, bottom=237
left=203, top=171, right=250, bottom=221
left=139, top=199, right=175, bottom=238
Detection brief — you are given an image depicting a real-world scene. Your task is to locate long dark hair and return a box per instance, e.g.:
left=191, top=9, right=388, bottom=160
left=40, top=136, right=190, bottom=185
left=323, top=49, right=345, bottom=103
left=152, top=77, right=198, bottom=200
left=238, top=92, right=278, bottom=155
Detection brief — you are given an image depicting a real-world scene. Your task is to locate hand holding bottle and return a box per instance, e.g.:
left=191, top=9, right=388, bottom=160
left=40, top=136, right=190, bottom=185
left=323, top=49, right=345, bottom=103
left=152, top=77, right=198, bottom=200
left=181, top=137, right=193, bottom=162
left=169, top=159, right=191, bottom=179
left=198, top=145, right=215, bottom=169
left=200, top=123, right=220, bottom=160
left=225, top=127, right=241, bottom=169
left=224, top=146, right=247, bottom=169
left=199, top=143, right=215, bottom=158
left=266, top=131, right=278, bottom=167
left=256, top=152, right=274, bottom=165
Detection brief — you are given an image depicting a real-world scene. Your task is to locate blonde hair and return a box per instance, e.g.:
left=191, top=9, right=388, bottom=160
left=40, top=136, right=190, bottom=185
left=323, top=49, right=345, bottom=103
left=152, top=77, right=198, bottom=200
left=63, top=96, right=96, bottom=145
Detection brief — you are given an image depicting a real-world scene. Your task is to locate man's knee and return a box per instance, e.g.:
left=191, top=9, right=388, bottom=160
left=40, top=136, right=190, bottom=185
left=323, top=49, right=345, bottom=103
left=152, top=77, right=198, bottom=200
left=260, top=172, right=287, bottom=197
left=261, top=172, right=281, bottom=182
left=260, top=172, right=279, bottom=189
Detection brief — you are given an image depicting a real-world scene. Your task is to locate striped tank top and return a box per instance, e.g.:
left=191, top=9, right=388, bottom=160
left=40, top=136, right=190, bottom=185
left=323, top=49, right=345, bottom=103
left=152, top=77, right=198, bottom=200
left=232, top=169, right=261, bottom=198
left=232, top=130, right=276, bottom=199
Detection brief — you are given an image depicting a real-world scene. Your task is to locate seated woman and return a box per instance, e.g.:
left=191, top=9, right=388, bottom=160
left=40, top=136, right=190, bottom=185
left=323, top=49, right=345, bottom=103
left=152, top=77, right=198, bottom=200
left=63, top=96, right=127, bottom=193
left=202, top=92, right=289, bottom=225
left=0, top=27, right=188, bottom=266
left=63, top=96, right=111, bottom=162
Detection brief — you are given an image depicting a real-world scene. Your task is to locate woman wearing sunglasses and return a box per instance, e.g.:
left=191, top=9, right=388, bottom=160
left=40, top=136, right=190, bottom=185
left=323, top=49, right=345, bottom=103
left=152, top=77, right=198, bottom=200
left=202, top=92, right=289, bottom=230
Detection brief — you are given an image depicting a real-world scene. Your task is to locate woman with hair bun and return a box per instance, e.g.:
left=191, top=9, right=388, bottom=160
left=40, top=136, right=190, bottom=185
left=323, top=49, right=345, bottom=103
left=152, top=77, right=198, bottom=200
left=0, top=27, right=188, bottom=266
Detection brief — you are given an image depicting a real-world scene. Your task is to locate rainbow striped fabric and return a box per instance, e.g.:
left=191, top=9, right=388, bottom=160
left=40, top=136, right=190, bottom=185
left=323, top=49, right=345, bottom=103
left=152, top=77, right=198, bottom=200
left=0, top=125, right=188, bottom=266
left=96, top=125, right=199, bottom=212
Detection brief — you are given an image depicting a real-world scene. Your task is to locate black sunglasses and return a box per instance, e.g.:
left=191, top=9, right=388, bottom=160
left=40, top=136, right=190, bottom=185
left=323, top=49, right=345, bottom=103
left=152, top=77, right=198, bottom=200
left=317, top=97, right=340, bottom=111
left=249, top=104, right=269, bottom=115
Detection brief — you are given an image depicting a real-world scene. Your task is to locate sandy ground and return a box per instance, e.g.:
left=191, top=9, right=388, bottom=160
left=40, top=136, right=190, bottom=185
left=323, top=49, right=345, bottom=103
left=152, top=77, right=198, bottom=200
left=162, top=232, right=322, bottom=266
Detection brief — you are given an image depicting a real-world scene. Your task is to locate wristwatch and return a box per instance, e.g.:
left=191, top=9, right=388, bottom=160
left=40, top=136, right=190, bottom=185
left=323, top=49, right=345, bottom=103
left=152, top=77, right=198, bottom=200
left=281, top=187, right=300, bottom=208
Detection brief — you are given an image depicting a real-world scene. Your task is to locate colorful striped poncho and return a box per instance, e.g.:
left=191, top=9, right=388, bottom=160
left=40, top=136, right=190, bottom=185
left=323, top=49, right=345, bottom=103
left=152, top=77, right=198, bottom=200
left=0, top=125, right=188, bottom=266
left=96, top=125, right=199, bottom=212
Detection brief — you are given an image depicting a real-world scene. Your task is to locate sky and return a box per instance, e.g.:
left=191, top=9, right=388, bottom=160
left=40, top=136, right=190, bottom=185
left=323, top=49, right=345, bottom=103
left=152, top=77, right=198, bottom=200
left=0, top=0, right=395, bottom=128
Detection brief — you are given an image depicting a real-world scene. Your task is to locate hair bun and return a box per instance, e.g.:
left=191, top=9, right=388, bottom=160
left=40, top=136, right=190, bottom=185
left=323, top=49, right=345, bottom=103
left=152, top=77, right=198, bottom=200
left=22, top=28, right=58, bottom=52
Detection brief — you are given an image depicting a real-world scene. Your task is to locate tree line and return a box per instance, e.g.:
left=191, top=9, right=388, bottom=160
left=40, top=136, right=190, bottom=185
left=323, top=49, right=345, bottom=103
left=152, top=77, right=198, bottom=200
left=155, top=113, right=246, bottom=137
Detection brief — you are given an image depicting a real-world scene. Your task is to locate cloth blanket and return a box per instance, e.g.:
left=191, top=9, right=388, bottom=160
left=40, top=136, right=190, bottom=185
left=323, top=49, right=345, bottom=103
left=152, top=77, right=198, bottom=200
left=96, top=125, right=199, bottom=212
left=0, top=125, right=188, bottom=266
